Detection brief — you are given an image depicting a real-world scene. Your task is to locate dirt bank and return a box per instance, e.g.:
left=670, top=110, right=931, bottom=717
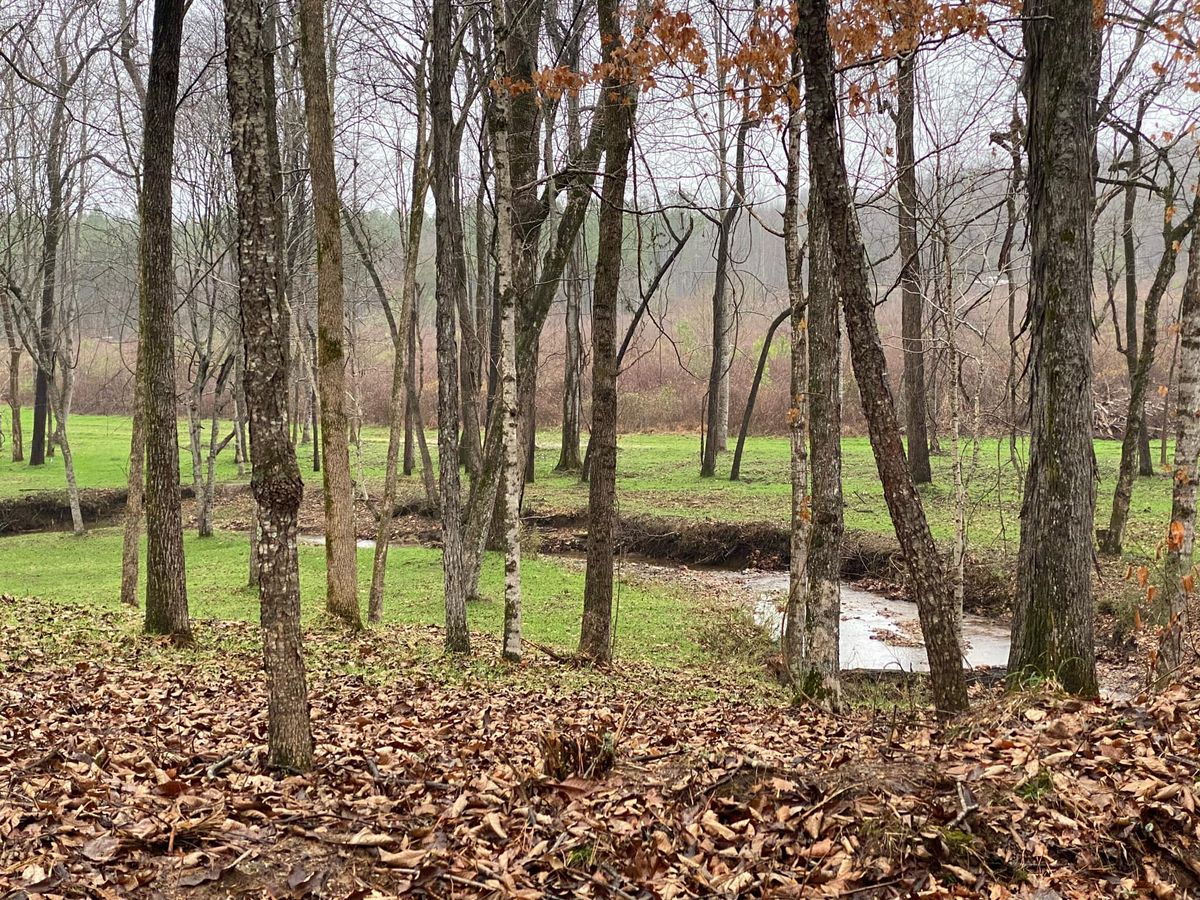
left=531, top=510, right=1014, bottom=615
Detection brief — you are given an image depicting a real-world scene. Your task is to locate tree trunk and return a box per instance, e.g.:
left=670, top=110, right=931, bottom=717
left=784, top=184, right=808, bottom=676
left=431, top=0, right=470, bottom=653
left=730, top=308, right=788, bottom=483
left=408, top=303, right=437, bottom=505
left=366, top=83, right=428, bottom=624
left=1, top=294, right=21, bottom=462
left=140, top=0, right=191, bottom=640
left=580, top=0, right=634, bottom=664
left=297, top=0, right=361, bottom=628
left=804, top=194, right=843, bottom=705
left=491, top=7, right=522, bottom=660
left=701, top=119, right=751, bottom=478
left=797, top=0, right=966, bottom=715
left=29, top=168, right=61, bottom=469
left=1159, top=209, right=1200, bottom=679
left=120, top=374, right=145, bottom=606
left=1009, top=0, right=1100, bottom=696
left=897, top=49, right=931, bottom=485
left=224, top=0, right=315, bottom=772
left=556, top=242, right=584, bottom=472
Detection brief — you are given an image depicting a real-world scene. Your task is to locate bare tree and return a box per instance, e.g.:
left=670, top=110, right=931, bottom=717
left=140, top=0, right=191, bottom=639
left=580, top=0, right=635, bottom=664
left=896, top=44, right=931, bottom=484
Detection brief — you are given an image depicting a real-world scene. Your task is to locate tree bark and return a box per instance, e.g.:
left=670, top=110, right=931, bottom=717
left=1009, top=0, right=1100, bottom=696
left=784, top=194, right=808, bottom=676
left=580, top=0, right=634, bottom=664
left=140, top=0, right=191, bottom=640
left=797, top=0, right=967, bottom=715
left=701, top=119, right=751, bottom=478
left=804, top=195, right=843, bottom=705
left=431, top=0, right=470, bottom=653
left=1159, top=203, right=1200, bottom=679
left=491, top=3, right=522, bottom=660
left=120, top=360, right=145, bottom=606
left=224, top=0, right=315, bottom=771
left=897, top=49, right=931, bottom=485
left=297, top=0, right=361, bottom=628
left=556, top=242, right=585, bottom=472
left=29, top=114, right=64, bottom=469
left=0, top=294, right=21, bottom=462
left=730, top=308, right=788, bottom=483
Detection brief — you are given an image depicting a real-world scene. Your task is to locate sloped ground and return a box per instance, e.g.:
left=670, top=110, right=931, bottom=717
left=1, top=595, right=1198, bottom=898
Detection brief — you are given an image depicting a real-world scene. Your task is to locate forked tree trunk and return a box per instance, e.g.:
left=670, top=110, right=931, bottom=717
left=798, top=0, right=967, bottom=715
left=431, top=0, right=470, bottom=652
left=224, top=0, right=314, bottom=772
left=1159, top=202, right=1200, bottom=680
left=140, top=0, right=191, bottom=640
left=297, top=0, right=360, bottom=628
left=1101, top=203, right=1197, bottom=555
left=897, top=49, right=931, bottom=485
left=1009, top=0, right=1100, bottom=696
left=701, top=119, right=751, bottom=478
left=729, top=308, right=788, bottom=482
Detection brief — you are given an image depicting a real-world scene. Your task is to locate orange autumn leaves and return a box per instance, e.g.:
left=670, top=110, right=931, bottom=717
left=1124, top=518, right=1196, bottom=631
left=508, top=0, right=707, bottom=102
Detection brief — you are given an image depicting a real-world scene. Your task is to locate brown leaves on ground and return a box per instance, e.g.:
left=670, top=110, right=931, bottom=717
left=1, top=595, right=1198, bottom=898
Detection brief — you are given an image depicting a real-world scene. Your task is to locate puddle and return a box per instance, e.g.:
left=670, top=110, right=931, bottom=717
left=744, top=572, right=1011, bottom=672
left=298, top=534, right=379, bottom=550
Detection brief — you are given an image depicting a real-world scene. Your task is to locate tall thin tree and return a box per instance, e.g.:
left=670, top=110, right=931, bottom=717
left=140, top=0, right=191, bottom=639
left=431, top=0, right=470, bottom=652
left=580, top=0, right=635, bottom=664
left=224, top=0, right=314, bottom=770
left=296, top=0, right=360, bottom=628
left=492, top=0, right=522, bottom=661
left=896, top=45, right=931, bottom=484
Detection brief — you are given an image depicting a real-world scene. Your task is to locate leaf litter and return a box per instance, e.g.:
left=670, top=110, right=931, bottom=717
left=1, top=594, right=1198, bottom=898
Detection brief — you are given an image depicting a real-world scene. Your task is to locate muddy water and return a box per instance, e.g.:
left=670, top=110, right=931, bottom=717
left=743, top=571, right=1011, bottom=672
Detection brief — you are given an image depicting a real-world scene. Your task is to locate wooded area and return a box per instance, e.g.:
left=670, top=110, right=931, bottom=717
left=2, top=0, right=1200, bottom=895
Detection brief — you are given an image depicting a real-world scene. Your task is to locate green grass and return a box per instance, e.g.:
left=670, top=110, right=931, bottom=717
left=0, top=526, right=716, bottom=669
left=1, top=410, right=1175, bottom=559
left=0, top=410, right=246, bottom=498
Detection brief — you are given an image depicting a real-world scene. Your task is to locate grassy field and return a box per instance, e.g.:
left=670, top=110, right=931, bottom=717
left=0, top=410, right=1174, bottom=559
left=0, top=526, right=746, bottom=677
